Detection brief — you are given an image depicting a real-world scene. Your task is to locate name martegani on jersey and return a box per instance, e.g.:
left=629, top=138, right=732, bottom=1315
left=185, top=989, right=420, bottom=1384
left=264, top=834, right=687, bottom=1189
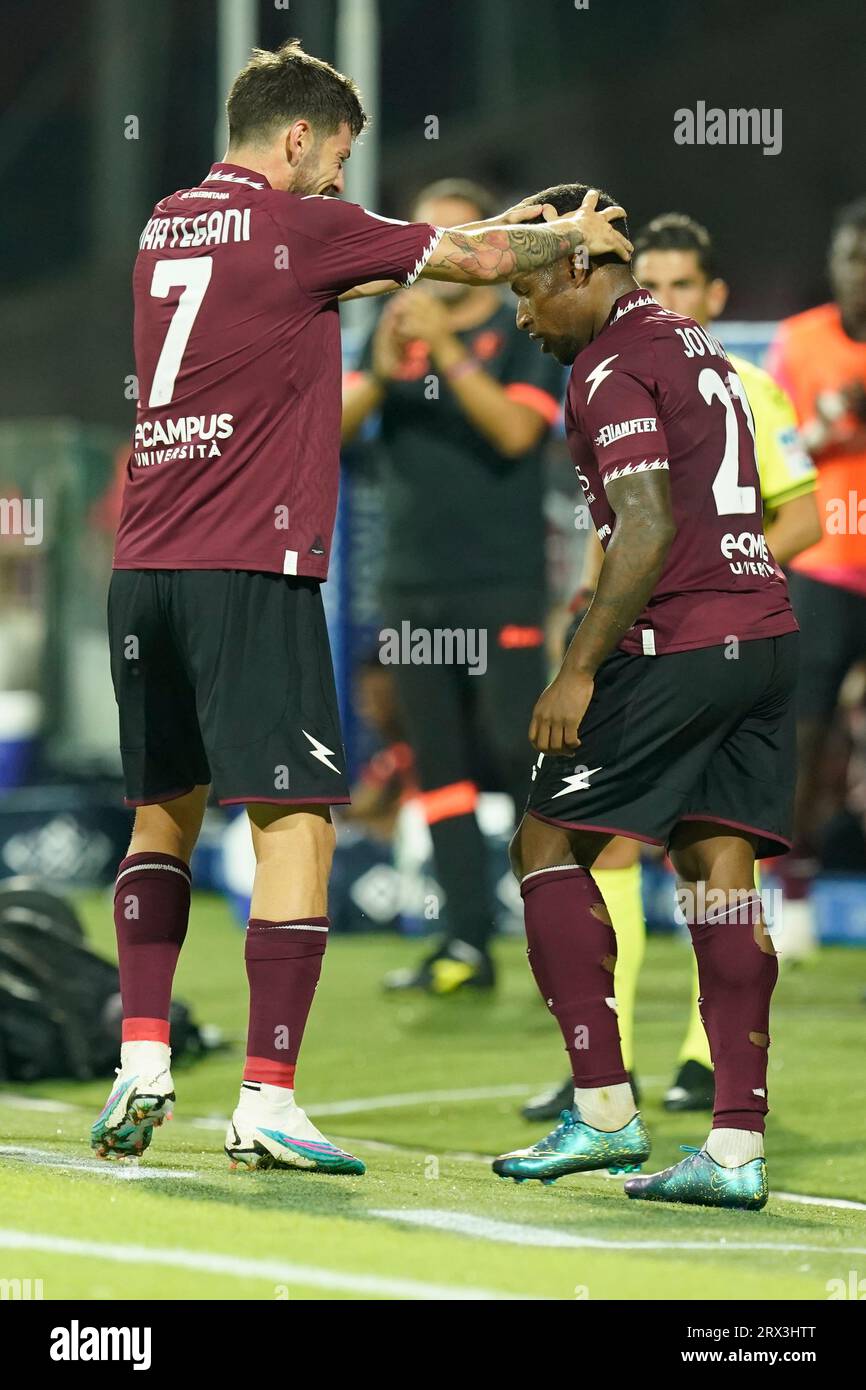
left=139, top=208, right=251, bottom=251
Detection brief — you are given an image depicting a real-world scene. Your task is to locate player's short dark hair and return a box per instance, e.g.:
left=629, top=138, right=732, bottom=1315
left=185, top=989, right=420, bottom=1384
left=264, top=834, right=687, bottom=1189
left=411, top=178, right=498, bottom=222
left=527, top=183, right=630, bottom=267
left=633, top=212, right=717, bottom=280
left=226, top=39, right=368, bottom=146
left=832, top=196, right=866, bottom=238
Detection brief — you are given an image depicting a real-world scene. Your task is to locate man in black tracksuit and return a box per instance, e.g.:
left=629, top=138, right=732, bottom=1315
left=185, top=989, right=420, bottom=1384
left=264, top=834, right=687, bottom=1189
left=342, top=179, right=563, bottom=993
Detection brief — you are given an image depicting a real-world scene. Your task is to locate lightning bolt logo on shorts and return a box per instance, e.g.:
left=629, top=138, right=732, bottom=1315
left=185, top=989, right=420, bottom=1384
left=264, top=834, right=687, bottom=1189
left=302, top=730, right=341, bottom=773
left=553, top=766, right=602, bottom=798
left=585, top=354, right=619, bottom=403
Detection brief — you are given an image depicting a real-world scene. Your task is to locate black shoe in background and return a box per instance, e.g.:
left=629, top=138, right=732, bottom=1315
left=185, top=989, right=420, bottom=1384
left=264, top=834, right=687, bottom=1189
left=382, top=938, right=495, bottom=995
left=521, top=1071, right=641, bottom=1122
left=663, top=1059, right=715, bottom=1111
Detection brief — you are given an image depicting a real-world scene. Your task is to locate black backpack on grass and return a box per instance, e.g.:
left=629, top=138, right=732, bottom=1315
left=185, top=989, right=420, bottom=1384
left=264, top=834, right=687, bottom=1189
left=0, top=881, right=206, bottom=1082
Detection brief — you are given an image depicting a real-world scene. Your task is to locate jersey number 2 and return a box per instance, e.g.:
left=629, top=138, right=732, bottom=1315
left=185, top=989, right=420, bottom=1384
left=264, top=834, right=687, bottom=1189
left=147, top=257, right=213, bottom=407
left=699, top=366, right=758, bottom=516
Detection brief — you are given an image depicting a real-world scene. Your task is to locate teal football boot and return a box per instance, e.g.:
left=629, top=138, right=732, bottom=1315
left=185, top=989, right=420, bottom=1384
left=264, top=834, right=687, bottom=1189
left=624, top=1145, right=768, bottom=1210
left=493, top=1108, right=651, bottom=1184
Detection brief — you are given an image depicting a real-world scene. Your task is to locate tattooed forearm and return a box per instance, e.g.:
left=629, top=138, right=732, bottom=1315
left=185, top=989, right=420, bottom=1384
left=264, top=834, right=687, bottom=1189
left=425, top=223, right=584, bottom=284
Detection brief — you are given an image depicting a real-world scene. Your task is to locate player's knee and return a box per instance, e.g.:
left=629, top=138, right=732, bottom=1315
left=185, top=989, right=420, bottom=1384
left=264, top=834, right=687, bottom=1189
left=594, top=836, right=640, bottom=872
left=511, top=816, right=579, bottom=880
left=130, top=789, right=207, bottom=862
left=249, top=805, right=336, bottom=876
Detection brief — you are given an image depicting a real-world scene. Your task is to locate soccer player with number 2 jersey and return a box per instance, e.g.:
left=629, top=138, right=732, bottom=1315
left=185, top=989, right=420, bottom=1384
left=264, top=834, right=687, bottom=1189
left=493, top=185, right=799, bottom=1210
left=91, top=44, right=632, bottom=1173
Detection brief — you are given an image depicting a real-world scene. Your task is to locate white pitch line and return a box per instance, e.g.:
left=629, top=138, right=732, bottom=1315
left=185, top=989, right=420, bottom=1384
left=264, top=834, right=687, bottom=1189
left=186, top=1083, right=549, bottom=1128
left=306, top=1082, right=549, bottom=1117
left=0, top=1082, right=549, bottom=1126
left=0, top=1092, right=79, bottom=1113
left=0, top=1229, right=535, bottom=1301
left=305, top=1078, right=666, bottom=1115
left=0, top=1146, right=199, bottom=1181
left=371, top=1208, right=866, bottom=1256
left=2, top=1092, right=863, bottom=1214
left=776, top=1191, right=866, bottom=1213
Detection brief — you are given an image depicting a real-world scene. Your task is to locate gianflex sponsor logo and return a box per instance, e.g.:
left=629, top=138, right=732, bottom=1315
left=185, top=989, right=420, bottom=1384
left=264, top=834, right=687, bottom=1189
left=594, top=417, right=658, bottom=448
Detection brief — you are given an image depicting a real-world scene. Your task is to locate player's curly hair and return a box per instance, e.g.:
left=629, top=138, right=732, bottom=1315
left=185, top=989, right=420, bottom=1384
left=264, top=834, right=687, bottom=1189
left=227, top=39, right=368, bottom=146
left=526, top=183, right=631, bottom=268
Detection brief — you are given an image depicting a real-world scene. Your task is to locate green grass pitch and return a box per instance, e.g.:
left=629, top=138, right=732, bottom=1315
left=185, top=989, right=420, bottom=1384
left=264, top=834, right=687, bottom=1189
left=1, top=890, right=864, bottom=1300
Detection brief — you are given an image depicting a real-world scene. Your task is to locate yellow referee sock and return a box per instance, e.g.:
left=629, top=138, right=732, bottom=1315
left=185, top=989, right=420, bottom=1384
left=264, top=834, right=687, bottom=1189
left=594, top=861, right=645, bottom=1075
left=677, top=952, right=713, bottom=1069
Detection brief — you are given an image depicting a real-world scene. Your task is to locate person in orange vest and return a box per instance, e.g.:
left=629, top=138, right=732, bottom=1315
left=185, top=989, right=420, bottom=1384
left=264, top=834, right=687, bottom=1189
left=767, top=196, right=866, bottom=883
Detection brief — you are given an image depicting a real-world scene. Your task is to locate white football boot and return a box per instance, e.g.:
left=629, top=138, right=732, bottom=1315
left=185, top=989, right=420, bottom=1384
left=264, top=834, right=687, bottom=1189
left=91, top=1041, right=175, bottom=1159
left=225, top=1082, right=365, bottom=1175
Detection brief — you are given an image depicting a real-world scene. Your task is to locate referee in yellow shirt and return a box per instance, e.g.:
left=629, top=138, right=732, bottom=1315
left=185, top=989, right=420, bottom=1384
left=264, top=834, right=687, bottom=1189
left=523, top=212, right=822, bottom=1124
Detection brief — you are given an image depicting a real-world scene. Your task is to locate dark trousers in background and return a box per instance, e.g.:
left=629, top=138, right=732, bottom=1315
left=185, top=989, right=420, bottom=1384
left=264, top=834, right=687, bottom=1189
left=383, top=585, right=548, bottom=950
left=786, top=570, right=866, bottom=855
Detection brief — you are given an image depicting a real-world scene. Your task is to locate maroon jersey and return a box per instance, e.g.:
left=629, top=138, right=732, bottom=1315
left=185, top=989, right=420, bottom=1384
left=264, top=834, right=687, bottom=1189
left=114, top=163, right=440, bottom=576
left=565, top=290, right=798, bottom=655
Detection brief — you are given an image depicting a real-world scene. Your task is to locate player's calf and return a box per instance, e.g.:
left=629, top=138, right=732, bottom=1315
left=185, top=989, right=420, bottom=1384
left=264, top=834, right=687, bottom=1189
left=94, top=841, right=195, bottom=1159
left=494, top=845, right=651, bottom=1182
left=645, top=847, right=776, bottom=1209
left=230, top=804, right=363, bottom=1175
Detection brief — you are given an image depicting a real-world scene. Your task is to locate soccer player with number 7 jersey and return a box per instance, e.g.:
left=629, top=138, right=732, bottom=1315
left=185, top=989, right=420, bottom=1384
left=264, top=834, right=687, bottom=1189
left=493, top=183, right=799, bottom=1210
left=91, top=44, right=632, bottom=1173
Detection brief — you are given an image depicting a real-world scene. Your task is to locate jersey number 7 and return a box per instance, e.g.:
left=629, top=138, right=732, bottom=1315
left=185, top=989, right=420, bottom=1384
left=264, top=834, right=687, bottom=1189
left=147, top=258, right=214, bottom=408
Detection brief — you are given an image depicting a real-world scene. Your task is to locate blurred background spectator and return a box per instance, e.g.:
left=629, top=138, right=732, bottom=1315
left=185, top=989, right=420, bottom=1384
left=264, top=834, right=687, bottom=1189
left=342, top=178, right=561, bottom=993
left=768, top=199, right=866, bottom=889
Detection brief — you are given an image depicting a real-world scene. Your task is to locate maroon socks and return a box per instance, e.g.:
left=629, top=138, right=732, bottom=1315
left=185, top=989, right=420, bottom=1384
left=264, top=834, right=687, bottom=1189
left=521, top=865, right=628, bottom=1088
left=114, top=852, right=328, bottom=1088
left=687, top=892, right=778, bottom=1133
left=114, top=853, right=192, bottom=1044
left=243, top=918, right=329, bottom=1088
